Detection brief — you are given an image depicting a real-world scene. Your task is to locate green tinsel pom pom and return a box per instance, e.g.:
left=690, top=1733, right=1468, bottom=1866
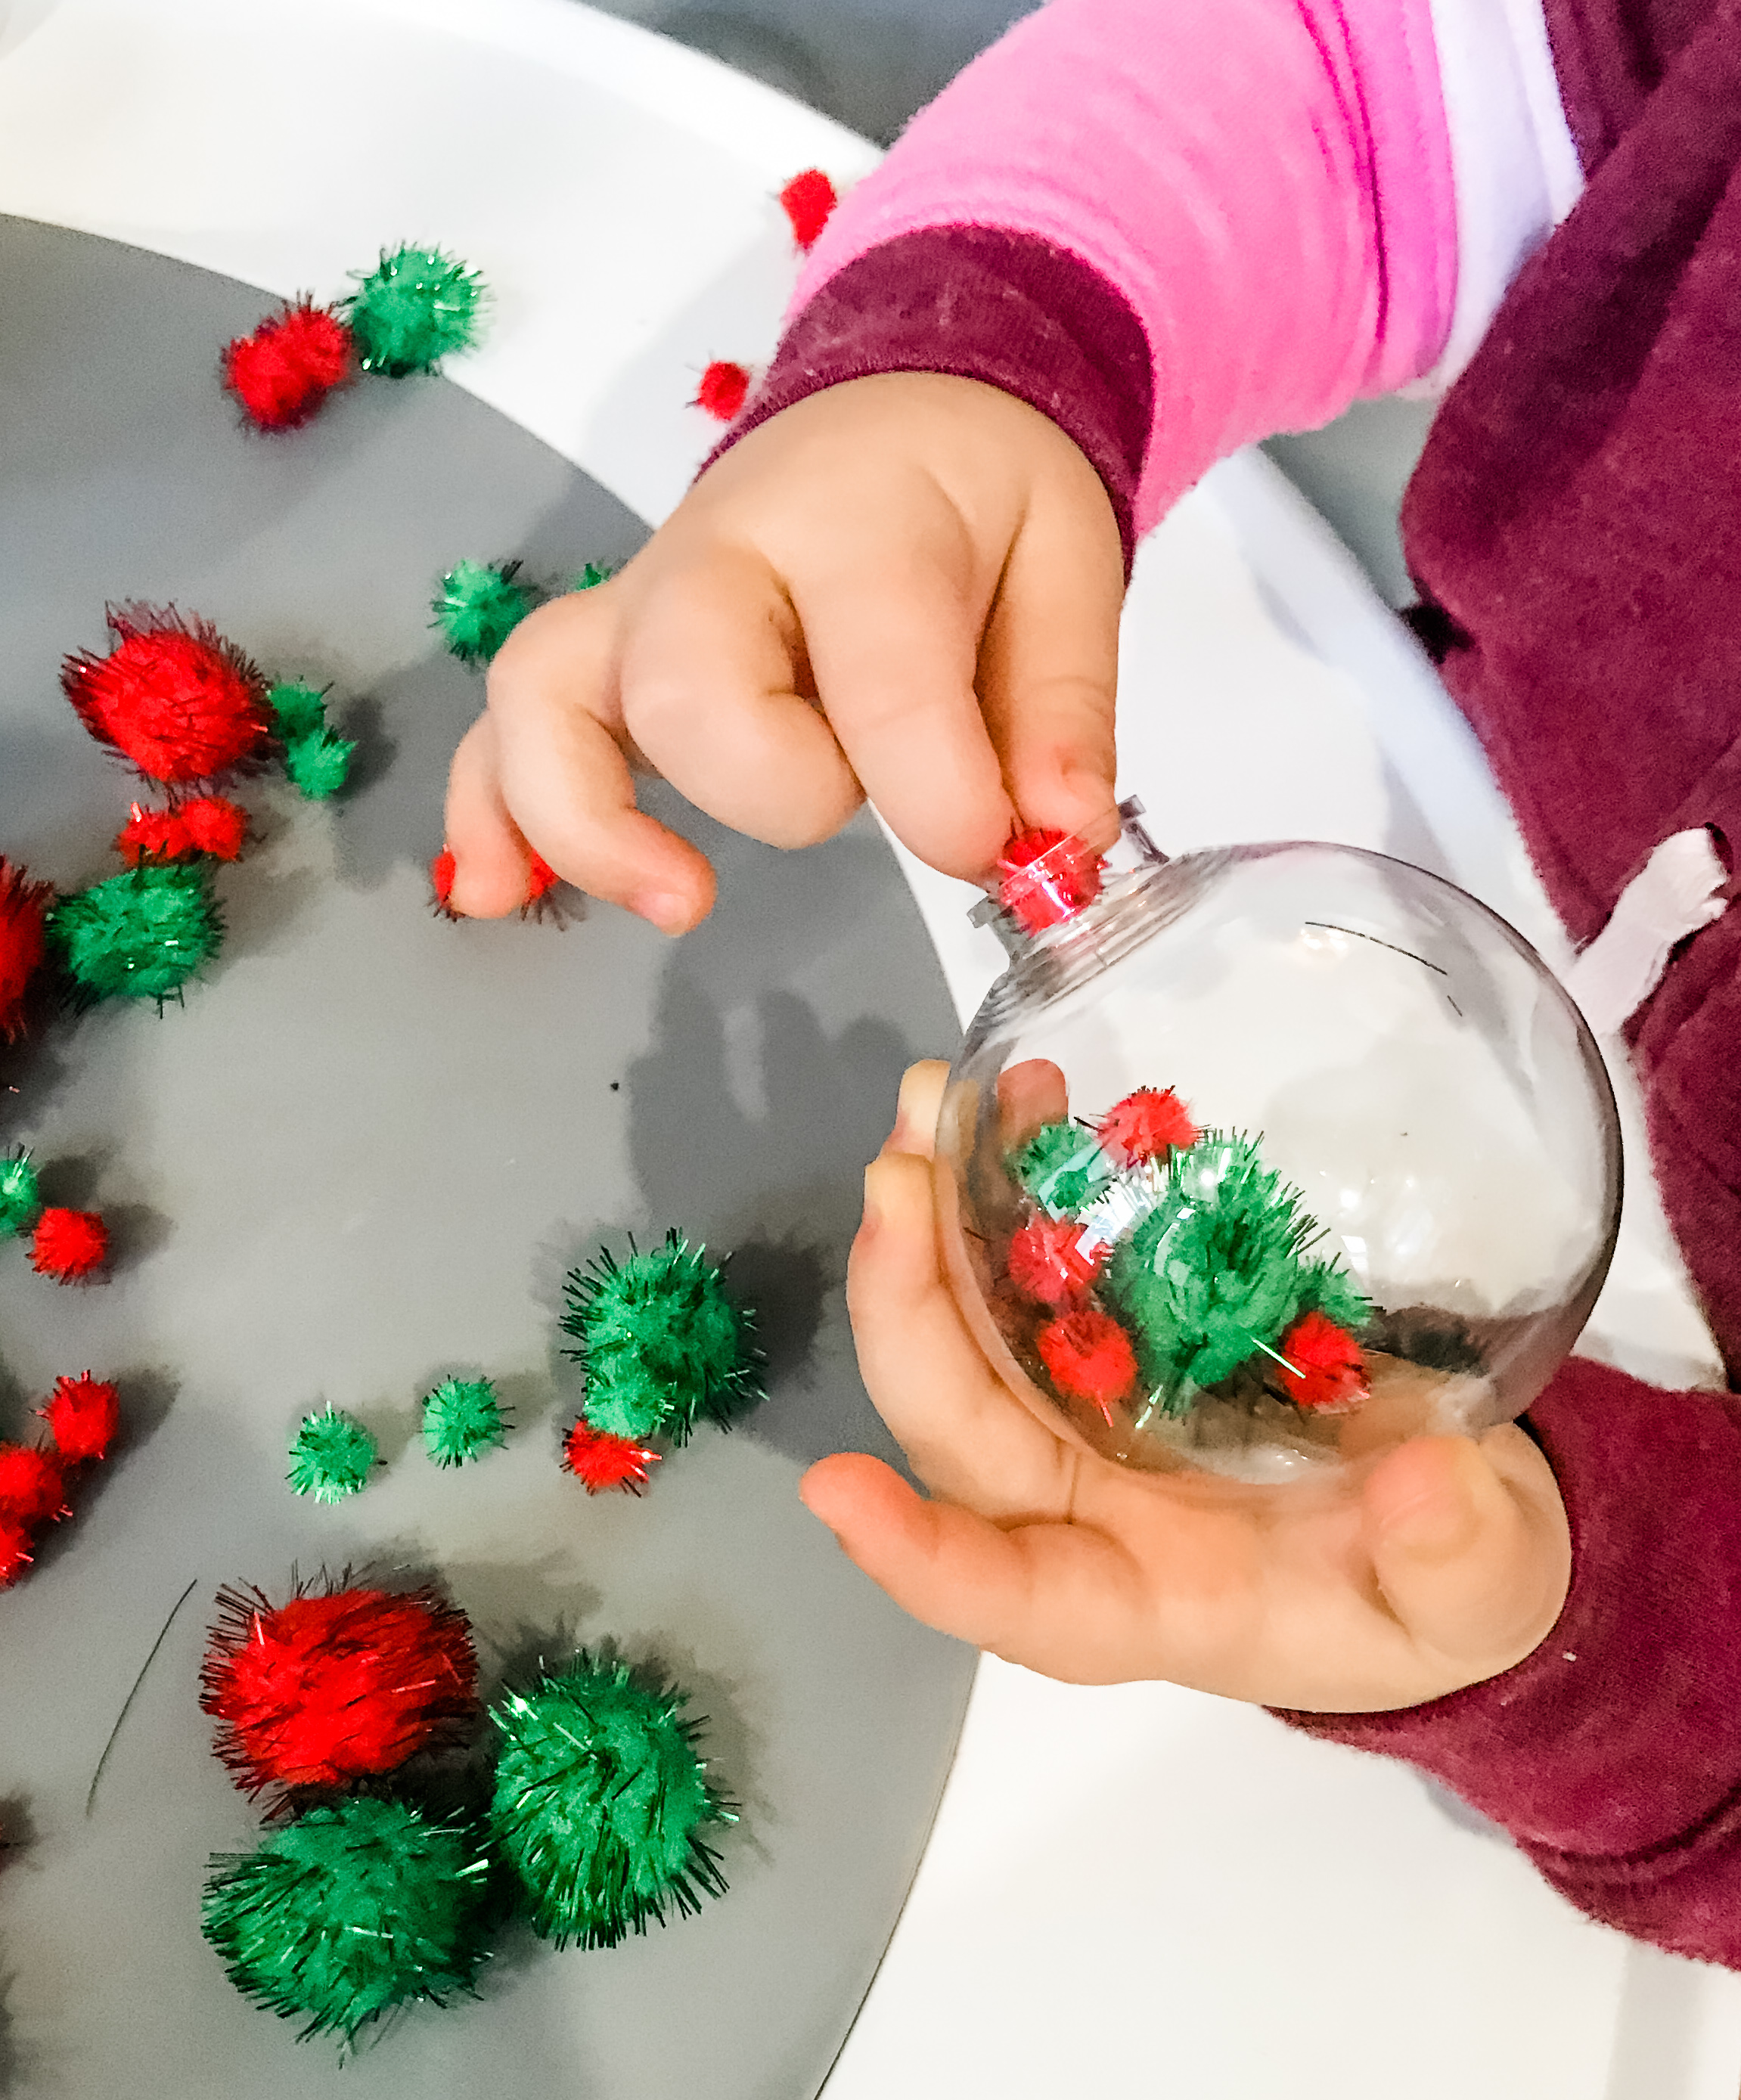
left=201, top=1796, right=492, bottom=2047
left=421, top=1376, right=508, bottom=1468
left=287, top=1406, right=378, bottom=1503
left=341, top=244, right=486, bottom=377
left=489, top=1651, right=731, bottom=1950
left=571, top=560, right=613, bottom=591
left=560, top=1230, right=765, bottom=1444
left=47, top=862, right=222, bottom=1004
left=433, top=559, right=538, bottom=666
left=1296, top=1258, right=1372, bottom=1334
left=0, top=1149, right=39, bottom=1239
left=267, top=681, right=328, bottom=744
left=268, top=682, right=355, bottom=799
left=1010, top=1121, right=1116, bottom=1219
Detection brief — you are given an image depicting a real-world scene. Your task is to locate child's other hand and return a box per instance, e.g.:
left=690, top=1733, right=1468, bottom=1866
left=442, top=374, right=1124, bottom=926
left=806, top=1062, right=1572, bottom=1713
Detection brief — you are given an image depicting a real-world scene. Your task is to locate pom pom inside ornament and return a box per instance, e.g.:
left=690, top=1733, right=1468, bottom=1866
left=935, top=802, right=1621, bottom=1485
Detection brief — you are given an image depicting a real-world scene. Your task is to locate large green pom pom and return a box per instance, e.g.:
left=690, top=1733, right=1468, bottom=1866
left=0, top=1149, right=39, bottom=1238
left=47, top=862, right=222, bottom=1003
left=287, top=1406, right=377, bottom=1503
left=489, top=1651, right=731, bottom=1950
left=1010, top=1121, right=1116, bottom=1219
left=341, top=245, right=486, bottom=376
left=421, top=1376, right=508, bottom=1468
left=201, top=1796, right=492, bottom=2046
left=560, top=1230, right=764, bottom=1444
left=268, top=682, right=355, bottom=800
left=433, top=559, right=538, bottom=666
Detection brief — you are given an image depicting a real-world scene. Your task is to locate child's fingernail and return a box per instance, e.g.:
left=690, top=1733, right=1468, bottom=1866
left=633, top=890, right=690, bottom=935
left=858, top=1162, right=888, bottom=1238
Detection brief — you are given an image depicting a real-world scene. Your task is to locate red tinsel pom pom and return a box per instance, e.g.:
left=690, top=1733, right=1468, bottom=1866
left=562, top=1419, right=661, bottom=1496
left=1037, top=1307, right=1137, bottom=1422
left=1007, top=1215, right=1103, bottom=1307
left=178, top=795, right=248, bottom=861
left=430, top=845, right=460, bottom=919
left=694, top=360, right=750, bottom=422
left=0, top=1517, right=33, bottom=1588
left=0, top=858, right=52, bottom=1042
left=62, top=607, right=272, bottom=787
left=116, top=802, right=192, bottom=866
left=996, top=827, right=1104, bottom=935
left=0, top=1444, right=67, bottom=1528
left=29, top=1208, right=108, bottom=1283
left=1277, top=1310, right=1370, bottom=1413
left=526, top=851, right=557, bottom=904
left=779, top=169, right=839, bottom=250
left=40, top=1374, right=121, bottom=1465
left=222, top=301, right=353, bottom=431
left=1097, top=1087, right=1199, bottom=1165
left=200, top=1583, right=480, bottom=1796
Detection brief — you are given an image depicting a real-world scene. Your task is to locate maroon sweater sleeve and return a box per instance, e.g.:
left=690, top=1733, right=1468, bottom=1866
left=1279, top=1357, right=1741, bottom=1966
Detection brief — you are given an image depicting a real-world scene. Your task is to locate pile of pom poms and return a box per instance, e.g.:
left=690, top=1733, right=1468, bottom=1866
left=220, top=244, right=488, bottom=433
left=197, top=1574, right=733, bottom=2052
left=0, top=1373, right=121, bottom=1584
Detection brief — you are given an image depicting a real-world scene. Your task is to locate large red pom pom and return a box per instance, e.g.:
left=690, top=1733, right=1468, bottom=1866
left=200, top=1583, right=479, bottom=1796
left=694, top=360, right=750, bottom=422
left=0, top=1517, right=33, bottom=1588
left=1277, top=1310, right=1369, bottom=1413
left=779, top=169, right=838, bottom=250
left=222, top=301, right=353, bottom=430
left=62, top=607, right=272, bottom=786
left=562, top=1419, right=660, bottom=1495
left=0, top=1444, right=67, bottom=1528
left=996, top=827, right=1104, bottom=935
left=29, top=1208, right=108, bottom=1283
left=39, top=1374, right=121, bottom=1465
left=1007, top=1215, right=1103, bottom=1307
left=1037, top=1307, right=1137, bottom=1422
left=0, top=858, right=52, bottom=1042
left=1097, top=1087, right=1199, bottom=1165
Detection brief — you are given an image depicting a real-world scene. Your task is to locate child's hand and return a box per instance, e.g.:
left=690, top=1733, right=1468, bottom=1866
left=805, top=1062, right=1573, bottom=1712
left=442, top=374, right=1125, bottom=926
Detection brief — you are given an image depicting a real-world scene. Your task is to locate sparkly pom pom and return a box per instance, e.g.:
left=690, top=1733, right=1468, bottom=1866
left=1276, top=1309, right=1370, bottom=1413
left=222, top=301, right=353, bottom=431
left=340, top=245, right=486, bottom=377
left=430, top=847, right=459, bottom=920
left=0, top=1444, right=67, bottom=1528
left=1097, top=1086, right=1199, bottom=1165
left=561, top=1419, right=660, bottom=1496
left=1006, top=1215, right=1103, bottom=1307
left=996, top=827, right=1104, bottom=935
left=200, top=1580, right=479, bottom=1796
left=40, top=1373, right=120, bottom=1464
left=779, top=168, right=838, bottom=250
left=433, top=558, right=538, bottom=667
left=287, top=1407, right=377, bottom=1503
left=1010, top=1120, right=1116, bottom=1220
left=0, top=858, right=52, bottom=1041
left=560, top=1230, right=765, bottom=1444
left=420, top=1376, right=508, bottom=1468
left=29, top=1207, right=108, bottom=1283
left=489, top=1651, right=731, bottom=1949
left=0, top=1518, right=33, bottom=1587
left=0, top=1150, right=40, bottom=1239
left=694, top=360, right=750, bottom=422
left=525, top=851, right=557, bottom=905
left=61, top=607, right=272, bottom=786
left=201, top=1795, right=492, bottom=2047
left=48, top=861, right=223, bottom=1004
left=117, top=795, right=247, bottom=866
left=178, top=795, right=249, bottom=860
left=572, top=560, right=613, bottom=591
left=1036, top=1307, right=1137, bottom=1420
left=266, top=683, right=356, bottom=801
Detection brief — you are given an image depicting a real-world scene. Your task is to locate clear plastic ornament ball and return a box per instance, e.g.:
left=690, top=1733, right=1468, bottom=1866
left=934, top=802, right=1621, bottom=1484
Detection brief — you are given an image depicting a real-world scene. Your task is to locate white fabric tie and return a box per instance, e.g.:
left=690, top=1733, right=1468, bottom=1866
left=1563, top=827, right=1728, bottom=1036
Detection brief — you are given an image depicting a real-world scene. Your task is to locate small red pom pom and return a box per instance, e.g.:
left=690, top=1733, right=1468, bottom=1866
left=526, top=851, right=557, bottom=904
left=200, top=1584, right=479, bottom=1796
left=1277, top=1310, right=1369, bottom=1413
left=694, top=360, right=751, bottom=422
left=0, top=1444, right=67, bottom=1528
left=0, top=1517, right=33, bottom=1588
left=779, top=169, right=839, bottom=250
left=178, top=794, right=248, bottom=861
left=116, top=802, right=194, bottom=866
left=222, top=301, right=353, bottom=430
left=430, top=845, right=460, bottom=919
left=62, top=607, right=272, bottom=786
left=29, top=1208, right=108, bottom=1283
left=40, top=1374, right=121, bottom=1465
left=1007, top=1215, right=1103, bottom=1307
left=0, top=858, right=52, bottom=1042
left=1037, top=1307, right=1137, bottom=1422
left=563, top=1419, right=661, bottom=1495
left=996, top=827, right=1104, bottom=935
left=1097, top=1087, right=1199, bottom=1165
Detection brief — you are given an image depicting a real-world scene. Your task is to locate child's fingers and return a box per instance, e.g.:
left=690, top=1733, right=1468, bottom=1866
left=884, top=1059, right=950, bottom=1159
left=444, top=714, right=536, bottom=918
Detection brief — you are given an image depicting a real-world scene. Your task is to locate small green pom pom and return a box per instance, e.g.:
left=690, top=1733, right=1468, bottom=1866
left=489, top=1651, right=731, bottom=1950
left=421, top=1376, right=508, bottom=1467
left=1010, top=1121, right=1116, bottom=1219
left=287, top=1406, right=378, bottom=1503
left=341, top=244, right=486, bottom=376
left=47, top=862, right=222, bottom=1003
left=201, top=1796, right=492, bottom=2047
left=560, top=1230, right=765, bottom=1444
left=0, top=1149, right=39, bottom=1239
left=283, top=727, right=355, bottom=799
left=266, top=681, right=329, bottom=744
left=570, top=560, right=614, bottom=591
left=433, top=558, right=538, bottom=666
left=1296, top=1258, right=1371, bottom=1334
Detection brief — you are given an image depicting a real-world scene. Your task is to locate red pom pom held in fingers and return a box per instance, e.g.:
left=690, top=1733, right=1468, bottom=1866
left=526, top=851, right=557, bottom=905
left=62, top=607, right=272, bottom=787
left=222, top=300, right=353, bottom=431
left=1276, top=1310, right=1370, bottom=1413
left=694, top=360, right=750, bottom=422
left=0, top=1444, right=67, bottom=1528
left=40, top=1374, right=121, bottom=1465
left=0, top=858, right=52, bottom=1041
left=1007, top=1215, right=1104, bottom=1307
left=29, top=1208, right=108, bottom=1283
left=200, top=1582, right=480, bottom=1797
left=996, top=827, right=1105, bottom=935
left=0, top=1518, right=33, bottom=1588
left=1037, top=1307, right=1137, bottom=1422
left=779, top=169, right=838, bottom=250
left=430, top=846, right=460, bottom=920
left=1097, top=1087, right=1199, bottom=1166
left=562, top=1419, right=661, bottom=1496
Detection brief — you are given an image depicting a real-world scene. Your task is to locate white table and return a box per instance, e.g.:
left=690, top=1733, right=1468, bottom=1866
left=2, top=1, right=1736, bottom=2091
